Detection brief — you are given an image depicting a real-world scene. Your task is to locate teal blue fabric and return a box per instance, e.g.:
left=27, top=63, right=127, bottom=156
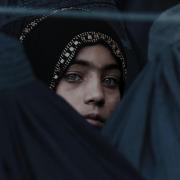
left=102, top=4, right=180, bottom=180
left=0, top=33, right=33, bottom=89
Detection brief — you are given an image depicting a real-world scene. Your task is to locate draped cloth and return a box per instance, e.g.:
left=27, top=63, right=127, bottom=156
left=115, top=0, right=179, bottom=68
left=0, top=0, right=121, bottom=35
left=102, top=4, right=180, bottom=180
left=0, top=32, right=143, bottom=180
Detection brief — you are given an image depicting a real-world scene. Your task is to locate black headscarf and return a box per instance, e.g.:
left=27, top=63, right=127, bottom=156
left=0, top=0, right=137, bottom=89
left=102, top=4, right=180, bottom=180
left=21, top=13, right=127, bottom=94
left=0, top=32, right=143, bottom=180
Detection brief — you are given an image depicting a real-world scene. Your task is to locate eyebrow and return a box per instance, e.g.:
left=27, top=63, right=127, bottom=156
left=71, top=59, right=120, bottom=71
left=71, top=59, right=90, bottom=67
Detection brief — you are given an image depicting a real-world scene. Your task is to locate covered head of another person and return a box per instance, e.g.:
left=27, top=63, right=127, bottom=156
left=102, top=4, right=180, bottom=180
left=0, top=32, right=34, bottom=90
left=0, top=33, right=142, bottom=180
left=21, top=10, right=128, bottom=128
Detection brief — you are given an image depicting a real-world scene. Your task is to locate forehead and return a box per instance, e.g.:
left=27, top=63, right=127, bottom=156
left=74, top=44, right=118, bottom=69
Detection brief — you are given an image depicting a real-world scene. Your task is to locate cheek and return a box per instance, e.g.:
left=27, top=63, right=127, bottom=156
left=56, top=83, right=84, bottom=114
left=104, top=90, right=121, bottom=114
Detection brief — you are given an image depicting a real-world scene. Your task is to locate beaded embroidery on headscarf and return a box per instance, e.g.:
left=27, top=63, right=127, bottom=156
left=19, top=9, right=58, bottom=42
left=49, top=31, right=127, bottom=89
left=19, top=9, right=127, bottom=90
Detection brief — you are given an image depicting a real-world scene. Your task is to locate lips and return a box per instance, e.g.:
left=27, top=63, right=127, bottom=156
left=84, top=114, right=105, bottom=128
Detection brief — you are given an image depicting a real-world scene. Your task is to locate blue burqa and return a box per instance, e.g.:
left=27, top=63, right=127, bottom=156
left=102, top=4, right=180, bottom=180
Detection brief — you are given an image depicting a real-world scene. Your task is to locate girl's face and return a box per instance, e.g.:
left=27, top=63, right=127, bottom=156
left=56, top=44, right=121, bottom=128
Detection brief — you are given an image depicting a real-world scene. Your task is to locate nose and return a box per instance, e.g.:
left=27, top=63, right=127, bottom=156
left=84, top=77, right=105, bottom=106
